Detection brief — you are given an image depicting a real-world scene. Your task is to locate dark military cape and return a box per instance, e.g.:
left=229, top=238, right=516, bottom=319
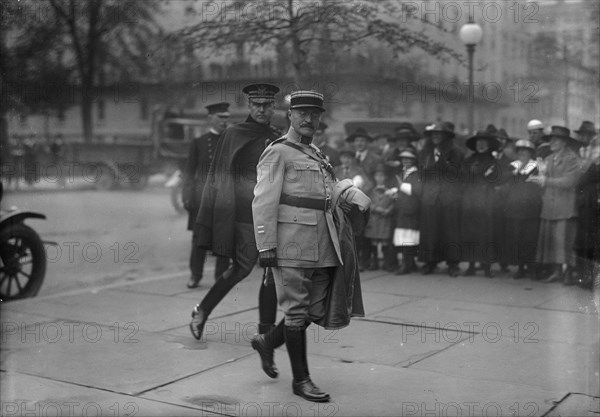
left=194, top=117, right=279, bottom=257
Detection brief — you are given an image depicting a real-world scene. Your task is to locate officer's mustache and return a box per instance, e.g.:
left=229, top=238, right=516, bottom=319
left=300, top=123, right=314, bottom=128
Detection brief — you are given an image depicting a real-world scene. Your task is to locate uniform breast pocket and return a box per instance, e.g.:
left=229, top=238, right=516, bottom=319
left=285, top=161, right=321, bottom=192
left=277, top=205, right=318, bottom=261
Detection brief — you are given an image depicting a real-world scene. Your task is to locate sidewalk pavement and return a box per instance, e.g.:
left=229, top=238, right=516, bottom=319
left=1, top=263, right=599, bottom=417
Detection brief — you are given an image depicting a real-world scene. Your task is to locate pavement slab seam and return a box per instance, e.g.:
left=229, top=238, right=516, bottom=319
left=363, top=287, right=599, bottom=316
left=357, top=295, right=424, bottom=316
left=27, top=271, right=189, bottom=302
left=132, top=351, right=255, bottom=397
left=394, top=335, right=473, bottom=368
left=0, top=369, right=136, bottom=397
left=0, top=370, right=225, bottom=416
left=540, top=392, right=598, bottom=417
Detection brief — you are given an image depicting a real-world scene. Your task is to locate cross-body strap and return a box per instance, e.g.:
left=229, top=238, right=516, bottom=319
left=280, top=140, right=336, bottom=179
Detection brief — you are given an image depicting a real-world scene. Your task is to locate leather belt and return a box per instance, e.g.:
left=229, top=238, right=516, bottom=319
left=280, top=193, right=331, bottom=211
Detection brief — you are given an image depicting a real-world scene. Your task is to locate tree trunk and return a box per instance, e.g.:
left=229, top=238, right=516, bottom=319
left=81, top=92, right=93, bottom=143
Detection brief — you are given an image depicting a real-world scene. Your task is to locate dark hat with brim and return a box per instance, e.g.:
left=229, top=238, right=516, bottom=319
left=575, top=121, right=597, bottom=135
left=289, top=90, right=325, bottom=112
left=346, top=127, right=373, bottom=143
left=466, top=131, right=501, bottom=152
left=542, top=125, right=583, bottom=146
left=423, top=123, right=455, bottom=139
left=496, top=128, right=517, bottom=141
left=392, top=128, right=419, bottom=142
left=205, top=102, right=230, bottom=115
left=243, top=83, right=280, bottom=103
left=398, top=147, right=418, bottom=159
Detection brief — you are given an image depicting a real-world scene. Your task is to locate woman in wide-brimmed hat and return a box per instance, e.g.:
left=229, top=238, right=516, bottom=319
left=527, top=126, right=584, bottom=284
left=460, top=129, right=502, bottom=277
left=503, top=139, right=543, bottom=279
left=384, top=124, right=420, bottom=178
left=418, top=122, right=464, bottom=277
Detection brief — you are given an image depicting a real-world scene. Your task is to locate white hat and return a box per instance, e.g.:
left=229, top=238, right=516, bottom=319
left=527, top=119, right=543, bottom=130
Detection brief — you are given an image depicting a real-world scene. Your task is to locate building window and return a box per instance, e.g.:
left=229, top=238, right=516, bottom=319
left=140, top=98, right=149, bottom=121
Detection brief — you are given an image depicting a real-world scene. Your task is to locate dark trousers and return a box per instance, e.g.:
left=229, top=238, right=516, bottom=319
left=199, top=222, right=277, bottom=325
left=190, top=241, right=230, bottom=281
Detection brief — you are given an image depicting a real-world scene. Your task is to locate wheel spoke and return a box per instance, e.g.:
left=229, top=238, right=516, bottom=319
left=18, top=270, right=32, bottom=279
left=14, top=274, right=24, bottom=291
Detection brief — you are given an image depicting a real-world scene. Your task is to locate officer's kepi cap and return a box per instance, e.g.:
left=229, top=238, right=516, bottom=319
left=243, top=83, right=280, bottom=103
left=205, top=102, right=230, bottom=115
left=289, top=90, right=325, bottom=112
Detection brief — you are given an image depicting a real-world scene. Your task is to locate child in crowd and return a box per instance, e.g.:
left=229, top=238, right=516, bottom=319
left=390, top=148, right=421, bottom=274
left=363, top=165, right=395, bottom=270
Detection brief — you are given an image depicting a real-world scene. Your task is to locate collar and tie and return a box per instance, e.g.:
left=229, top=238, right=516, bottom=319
left=434, top=149, right=441, bottom=162
left=300, top=136, right=312, bottom=145
left=356, top=150, right=367, bottom=162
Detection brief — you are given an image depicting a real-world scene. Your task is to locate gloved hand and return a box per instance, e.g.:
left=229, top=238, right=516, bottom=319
left=258, top=249, right=277, bottom=267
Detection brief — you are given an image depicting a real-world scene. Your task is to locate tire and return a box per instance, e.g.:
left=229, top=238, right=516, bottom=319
left=171, top=184, right=186, bottom=214
left=0, top=223, right=47, bottom=300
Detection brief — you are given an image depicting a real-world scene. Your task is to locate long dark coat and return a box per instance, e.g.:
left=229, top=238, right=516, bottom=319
left=418, top=142, right=464, bottom=263
left=503, top=162, right=542, bottom=265
left=194, top=117, right=279, bottom=257
left=460, top=152, right=500, bottom=263
left=575, top=162, right=600, bottom=261
left=394, top=168, right=421, bottom=230
left=183, top=130, right=221, bottom=231
left=492, top=152, right=515, bottom=264
left=315, top=191, right=367, bottom=330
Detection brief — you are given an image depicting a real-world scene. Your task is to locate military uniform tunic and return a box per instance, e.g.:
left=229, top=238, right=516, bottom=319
left=253, top=127, right=342, bottom=326
left=253, top=128, right=341, bottom=268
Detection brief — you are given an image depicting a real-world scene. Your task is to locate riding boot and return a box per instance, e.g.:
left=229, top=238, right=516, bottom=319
left=285, top=325, right=329, bottom=402
left=251, top=319, right=284, bottom=378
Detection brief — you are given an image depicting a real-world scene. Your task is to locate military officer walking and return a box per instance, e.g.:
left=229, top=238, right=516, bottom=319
left=189, top=84, right=281, bottom=341
left=182, top=102, right=231, bottom=288
left=251, top=91, right=368, bottom=402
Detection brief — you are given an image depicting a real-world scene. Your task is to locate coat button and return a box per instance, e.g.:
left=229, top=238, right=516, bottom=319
left=293, top=216, right=297, bottom=222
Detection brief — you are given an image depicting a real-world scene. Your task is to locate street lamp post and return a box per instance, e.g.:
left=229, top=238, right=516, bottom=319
left=459, top=20, right=483, bottom=135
